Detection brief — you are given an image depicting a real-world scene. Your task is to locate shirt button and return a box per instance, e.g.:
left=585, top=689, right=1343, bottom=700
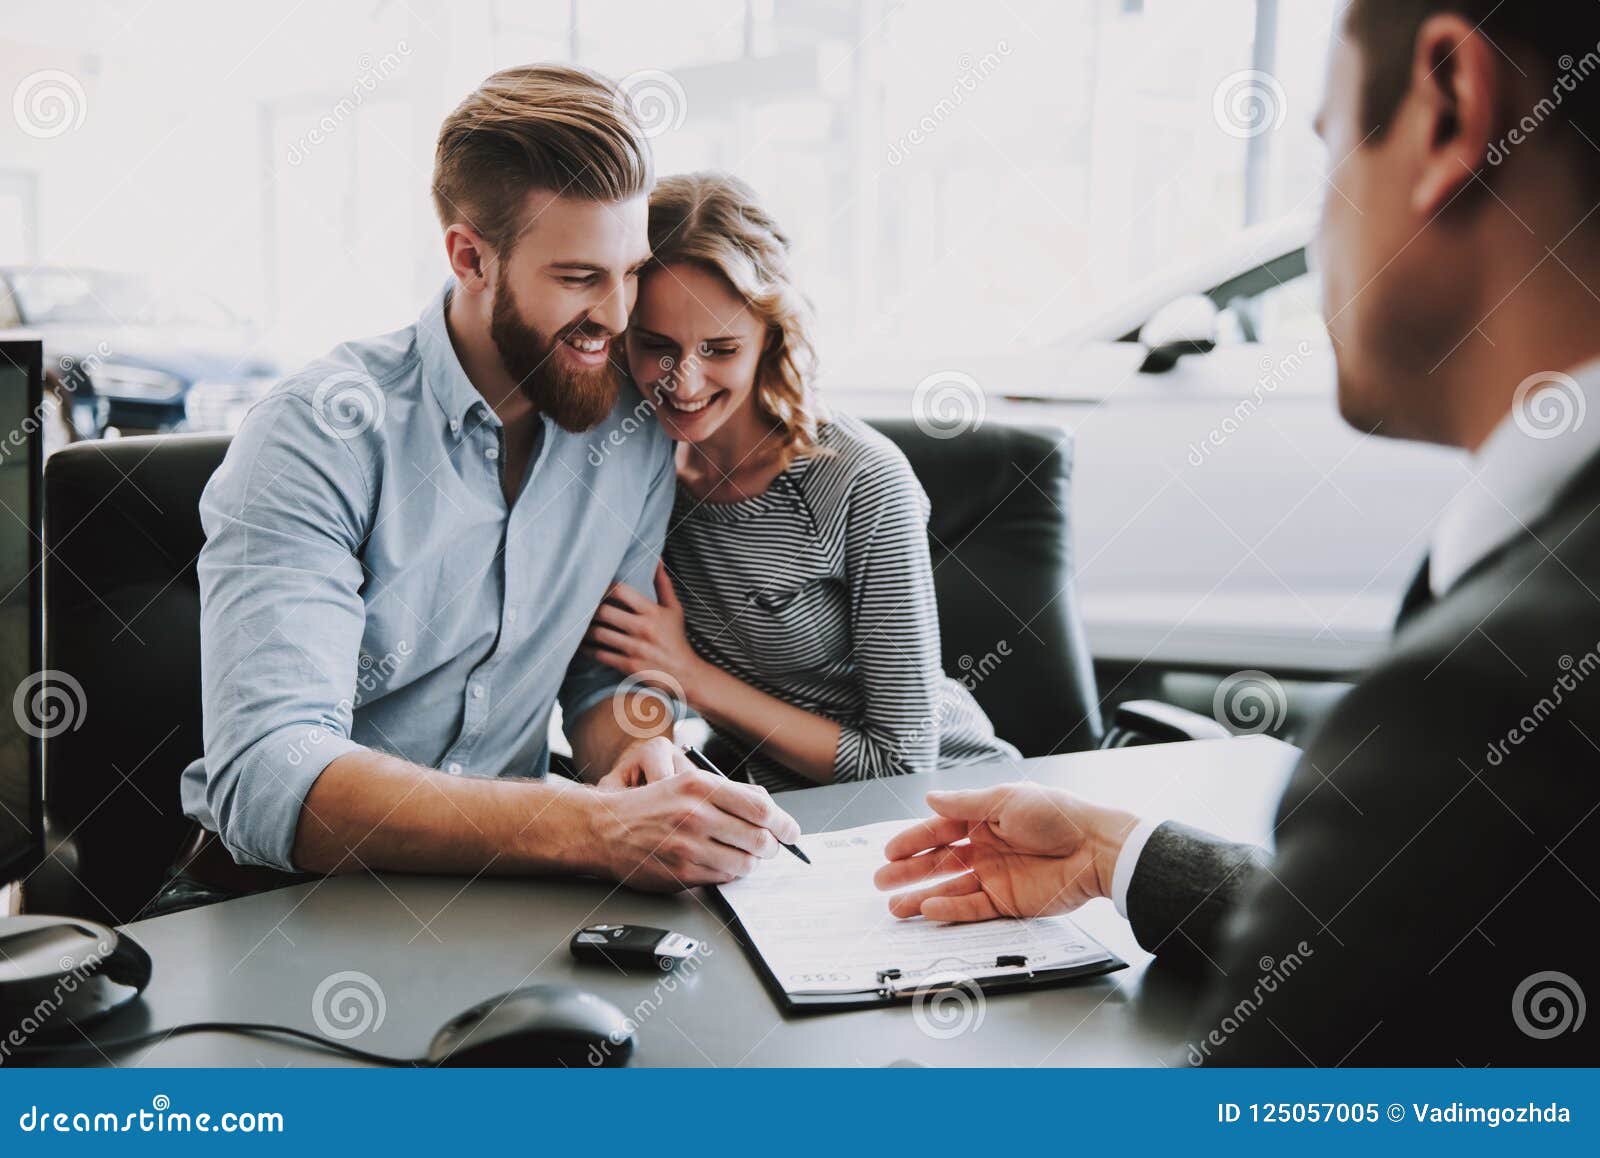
left=485, top=446, right=500, bottom=461
left=471, top=684, right=485, bottom=699
left=446, top=762, right=463, bottom=776
left=506, top=608, right=519, bottom=624
left=449, top=418, right=460, bottom=434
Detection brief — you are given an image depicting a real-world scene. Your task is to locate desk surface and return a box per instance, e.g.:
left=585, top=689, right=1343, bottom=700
left=91, top=736, right=1298, bottom=1067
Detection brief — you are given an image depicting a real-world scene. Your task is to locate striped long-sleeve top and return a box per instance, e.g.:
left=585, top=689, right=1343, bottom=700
left=664, top=412, right=1020, bottom=792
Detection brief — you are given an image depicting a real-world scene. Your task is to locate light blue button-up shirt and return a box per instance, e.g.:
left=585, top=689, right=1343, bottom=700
left=180, top=280, right=675, bottom=870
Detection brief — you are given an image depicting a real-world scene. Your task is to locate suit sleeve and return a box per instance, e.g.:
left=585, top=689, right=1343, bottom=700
left=1125, top=822, right=1268, bottom=971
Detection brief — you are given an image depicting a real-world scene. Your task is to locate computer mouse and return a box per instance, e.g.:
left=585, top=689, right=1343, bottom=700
left=0, top=916, right=152, bottom=1039
left=426, top=983, right=634, bottom=1067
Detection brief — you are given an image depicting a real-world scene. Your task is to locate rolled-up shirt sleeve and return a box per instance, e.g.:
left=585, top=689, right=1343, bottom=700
left=190, top=392, right=371, bottom=870
left=559, top=439, right=678, bottom=724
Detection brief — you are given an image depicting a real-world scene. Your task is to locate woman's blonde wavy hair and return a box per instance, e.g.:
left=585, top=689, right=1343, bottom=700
left=643, top=172, right=828, bottom=466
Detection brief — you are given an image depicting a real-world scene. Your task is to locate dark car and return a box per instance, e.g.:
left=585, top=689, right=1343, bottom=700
left=0, top=266, right=279, bottom=440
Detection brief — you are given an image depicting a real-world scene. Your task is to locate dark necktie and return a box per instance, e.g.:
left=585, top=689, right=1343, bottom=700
left=1394, top=554, right=1433, bottom=632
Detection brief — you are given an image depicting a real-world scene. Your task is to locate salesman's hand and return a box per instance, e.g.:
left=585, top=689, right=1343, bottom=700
left=594, top=735, right=693, bottom=790
left=873, top=783, right=1138, bottom=922
left=590, top=768, right=801, bottom=891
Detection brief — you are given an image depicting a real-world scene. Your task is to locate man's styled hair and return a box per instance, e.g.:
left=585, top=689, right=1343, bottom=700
left=1346, top=2, right=1600, bottom=175
left=431, top=64, right=653, bottom=255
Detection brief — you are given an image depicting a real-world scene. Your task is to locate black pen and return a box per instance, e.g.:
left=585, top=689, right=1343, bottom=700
left=681, top=745, right=810, bottom=864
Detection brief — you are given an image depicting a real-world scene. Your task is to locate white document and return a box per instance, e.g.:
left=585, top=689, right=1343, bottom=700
left=717, top=819, right=1117, bottom=996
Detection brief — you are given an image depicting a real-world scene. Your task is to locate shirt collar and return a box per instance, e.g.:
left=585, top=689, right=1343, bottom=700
left=1430, top=356, right=1600, bottom=596
left=418, top=277, right=499, bottom=431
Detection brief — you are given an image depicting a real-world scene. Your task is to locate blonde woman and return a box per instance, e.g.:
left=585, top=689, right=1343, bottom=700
left=584, top=172, right=1018, bottom=790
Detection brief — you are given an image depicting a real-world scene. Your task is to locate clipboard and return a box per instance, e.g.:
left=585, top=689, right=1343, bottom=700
left=711, top=819, right=1127, bottom=1015
left=714, top=893, right=1126, bottom=1013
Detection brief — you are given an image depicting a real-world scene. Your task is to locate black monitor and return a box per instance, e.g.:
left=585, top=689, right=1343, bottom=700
left=0, top=336, right=43, bottom=884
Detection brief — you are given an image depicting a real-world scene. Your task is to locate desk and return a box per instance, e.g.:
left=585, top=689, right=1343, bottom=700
left=77, top=736, right=1298, bottom=1067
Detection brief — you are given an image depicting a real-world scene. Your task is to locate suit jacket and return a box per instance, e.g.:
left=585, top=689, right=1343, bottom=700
left=1128, top=452, right=1600, bottom=1065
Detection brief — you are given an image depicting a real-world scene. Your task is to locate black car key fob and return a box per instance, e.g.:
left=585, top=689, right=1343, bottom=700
left=569, top=924, right=699, bottom=972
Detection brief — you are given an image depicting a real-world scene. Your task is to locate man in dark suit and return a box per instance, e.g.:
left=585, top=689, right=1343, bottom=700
left=877, top=1, right=1600, bottom=1064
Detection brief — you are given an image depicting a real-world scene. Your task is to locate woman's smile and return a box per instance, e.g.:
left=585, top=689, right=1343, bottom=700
left=656, top=384, right=727, bottom=420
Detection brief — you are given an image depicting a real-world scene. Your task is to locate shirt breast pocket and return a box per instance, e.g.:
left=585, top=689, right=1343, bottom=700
left=741, top=577, right=848, bottom=673
left=751, top=583, right=807, bottom=613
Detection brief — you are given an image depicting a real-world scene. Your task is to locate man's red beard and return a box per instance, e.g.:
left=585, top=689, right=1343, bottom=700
left=490, top=280, right=624, bottom=433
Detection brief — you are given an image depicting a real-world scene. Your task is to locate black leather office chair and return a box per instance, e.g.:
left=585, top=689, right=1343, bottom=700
left=864, top=420, right=1226, bottom=757
left=42, top=434, right=230, bottom=924
left=39, top=424, right=1217, bottom=923
left=865, top=421, right=1103, bottom=755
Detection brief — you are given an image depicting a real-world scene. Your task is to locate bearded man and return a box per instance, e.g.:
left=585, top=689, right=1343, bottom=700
left=160, top=65, right=798, bottom=914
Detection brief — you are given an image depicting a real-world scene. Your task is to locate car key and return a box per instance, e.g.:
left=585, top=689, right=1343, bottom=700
left=569, top=924, right=699, bottom=972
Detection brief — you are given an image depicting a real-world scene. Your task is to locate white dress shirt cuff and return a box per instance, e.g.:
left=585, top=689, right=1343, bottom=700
left=1111, top=817, right=1165, bottom=919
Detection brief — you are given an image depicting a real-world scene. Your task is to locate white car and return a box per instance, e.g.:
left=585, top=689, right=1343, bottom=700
left=829, top=216, right=1470, bottom=677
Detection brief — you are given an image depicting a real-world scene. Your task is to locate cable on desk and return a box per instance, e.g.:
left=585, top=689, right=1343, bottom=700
left=11, top=1021, right=415, bottom=1066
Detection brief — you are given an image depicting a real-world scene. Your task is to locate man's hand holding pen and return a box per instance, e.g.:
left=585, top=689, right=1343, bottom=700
left=586, top=736, right=806, bottom=889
